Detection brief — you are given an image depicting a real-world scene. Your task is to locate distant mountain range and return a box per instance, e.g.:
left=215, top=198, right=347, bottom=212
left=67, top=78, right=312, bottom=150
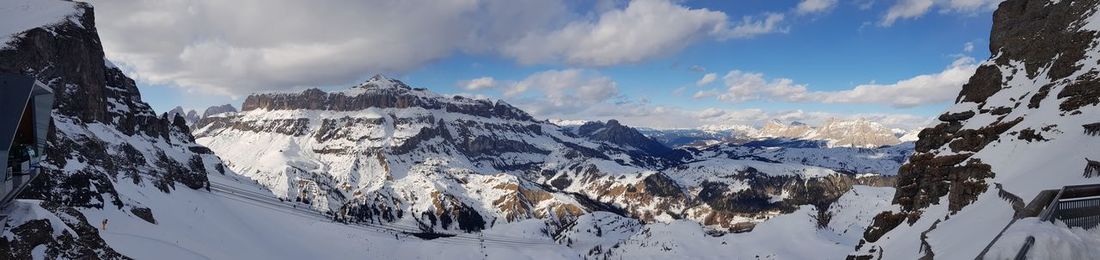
left=166, top=104, right=238, bottom=126
left=616, top=118, right=920, bottom=149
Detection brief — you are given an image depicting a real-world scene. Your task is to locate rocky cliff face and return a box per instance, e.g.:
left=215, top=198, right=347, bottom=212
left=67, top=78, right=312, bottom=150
left=167, top=104, right=237, bottom=127
left=757, top=120, right=815, bottom=139
left=0, top=2, right=223, bottom=258
left=201, top=104, right=237, bottom=118
left=854, top=0, right=1100, bottom=258
left=167, top=106, right=200, bottom=126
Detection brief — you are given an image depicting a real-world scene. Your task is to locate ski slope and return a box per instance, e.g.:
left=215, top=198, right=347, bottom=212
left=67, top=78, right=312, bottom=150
left=69, top=172, right=576, bottom=260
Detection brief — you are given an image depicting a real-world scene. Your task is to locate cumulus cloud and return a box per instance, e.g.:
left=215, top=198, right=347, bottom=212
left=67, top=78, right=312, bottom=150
left=881, top=0, right=934, bottom=26
left=89, top=0, right=782, bottom=96
left=699, top=70, right=809, bottom=102
left=696, top=73, right=718, bottom=86
left=503, top=69, right=620, bottom=116
left=503, top=0, right=785, bottom=66
left=697, top=56, right=978, bottom=107
left=880, top=0, right=1002, bottom=26
left=458, top=77, right=499, bottom=91
left=720, top=13, right=788, bottom=40
left=809, top=57, right=978, bottom=107
left=491, top=69, right=932, bottom=130
left=89, top=0, right=572, bottom=96
left=795, top=0, right=838, bottom=14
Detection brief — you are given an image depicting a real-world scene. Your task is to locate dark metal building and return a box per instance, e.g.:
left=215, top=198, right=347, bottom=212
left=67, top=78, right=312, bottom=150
left=0, top=73, right=53, bottom=208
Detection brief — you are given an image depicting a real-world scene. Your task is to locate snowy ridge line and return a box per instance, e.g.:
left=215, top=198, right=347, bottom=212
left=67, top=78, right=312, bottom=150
left=203, top=180, right=560, bottom=246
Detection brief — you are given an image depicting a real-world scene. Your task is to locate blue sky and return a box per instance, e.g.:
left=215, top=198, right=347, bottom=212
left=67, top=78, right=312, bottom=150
left=95, top=0, right=1000, bottom=129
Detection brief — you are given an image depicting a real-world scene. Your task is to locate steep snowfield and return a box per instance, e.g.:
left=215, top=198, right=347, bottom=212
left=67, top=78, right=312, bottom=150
left=6, top=173, right=576, bottom=260
left=984, top=218, right=1100, bottom=259
left=585, top=186, right=895, bottom=259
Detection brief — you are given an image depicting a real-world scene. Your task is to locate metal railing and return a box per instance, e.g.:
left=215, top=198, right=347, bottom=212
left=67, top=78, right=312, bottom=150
left=1013, top=184, right=1100, bottom=259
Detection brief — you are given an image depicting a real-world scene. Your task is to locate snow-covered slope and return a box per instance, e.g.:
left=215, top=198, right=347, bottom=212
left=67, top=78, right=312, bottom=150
left=852, top=0, right=1100, bottom=258
left=578, top=186, right=895, bottom=260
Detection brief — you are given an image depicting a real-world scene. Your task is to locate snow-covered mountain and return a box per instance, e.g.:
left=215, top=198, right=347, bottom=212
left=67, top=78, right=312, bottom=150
left=755, top=118, right=903, bottom=148
left=697, top=142, right=914, bottom=177
left=166, top=106, right=200, bottom=125
left=698, top=123, right=760, bottom=137
left=637, top=128, right=746, bottom=148
left=853, top=0, right=1100, bottom=258
left=192, top=76, right=902, bottom=235
left=166, top=104, right=238, bottom=126
left=201, top=104, right=237, bottom=118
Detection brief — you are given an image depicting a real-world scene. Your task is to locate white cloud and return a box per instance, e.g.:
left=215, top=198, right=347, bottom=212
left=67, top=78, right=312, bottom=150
left=944, top=0, right=1002, bottom=11
left=719, top=13, right=787, bottom=40
left=503, top=69, right=620, bottom=116
left=90, top=0, right=574, bottom=96
left=810, top=57, right=978, bottom=107
left=795, top=0, right=838, bottom=14
left=503, top=0, right=785, bottom=66
left=963, top=41, right=975, bottom=52
left=699, top=56, right=978, bottom=107
left=855, top=0, right=877, bottom=10
left=90, top=0, right=785, bottom=96
left=881, top=0, right=934, bottom=26
left=485, top=69, right=933, bottom=130
left=710, top=70, right=810, bottom=102
left=696, top=73, right=718, bottom=86
left=458, top=77, right=499, bottom=91
left=880, top=0, right=1003, bottom=26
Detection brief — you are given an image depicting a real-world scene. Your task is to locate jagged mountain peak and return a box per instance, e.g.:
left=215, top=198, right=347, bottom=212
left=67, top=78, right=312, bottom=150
left=356, top=74, right=411, bottom=90
left=202, top=104, right=237, bottom=118
left=575, top=119, right=684, bottom=161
